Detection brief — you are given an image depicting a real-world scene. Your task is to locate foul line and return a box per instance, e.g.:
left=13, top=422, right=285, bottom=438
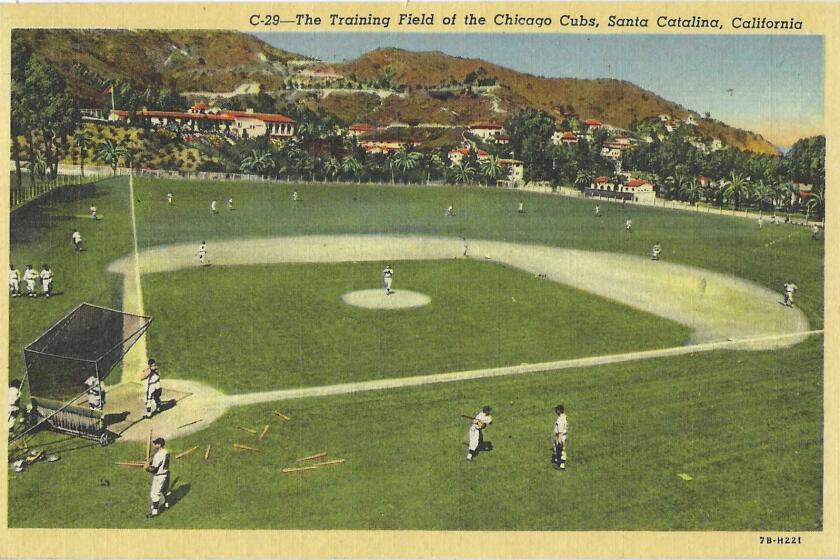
left=128, top=171, right=145, bottom=316
left=225, top=330, right=823, bottom=406
left=123, top=171, right=149, bottom=376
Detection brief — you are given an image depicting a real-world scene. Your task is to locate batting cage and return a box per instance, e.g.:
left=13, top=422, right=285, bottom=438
left=17, top=303, right=152, bottom=445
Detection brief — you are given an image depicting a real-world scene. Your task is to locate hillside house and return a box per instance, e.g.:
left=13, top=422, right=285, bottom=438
left=585, top=176, right=655, bottom=202
left=499, top=159, right=525, bottom=184
left=583, top=118, right=603, bottom=130
left=111, top=107, right=295, bottom=139
left=348, top=123, right=375, bottom=137
left=552, top=131, right=579, bottom=146
left=448, top=147, right=491, bottom=165
left=360, top=139, right=418, bottom=154
left=468, top=123, right=509, bottom=144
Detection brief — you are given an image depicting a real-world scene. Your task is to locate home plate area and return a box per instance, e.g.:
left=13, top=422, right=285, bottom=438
left=341, top=289, right=431, bottom=310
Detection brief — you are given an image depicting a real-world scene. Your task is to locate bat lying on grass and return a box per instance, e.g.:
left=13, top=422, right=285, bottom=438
left=175, top=446, right=199, bottom=459
left=233, top=444, right=259, bottom=452
left=296, top=452, right=327, bottom=462
left=204, top=445, right=212, bottom=461
left=258, top=425, right=270, bottom=441
left=237, top=426, right=258, bottom=434
left=273, top=411, right=291, bottom=420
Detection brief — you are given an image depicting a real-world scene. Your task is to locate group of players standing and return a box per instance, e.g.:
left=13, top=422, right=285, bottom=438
left=8, top=263, right=53, bottom=298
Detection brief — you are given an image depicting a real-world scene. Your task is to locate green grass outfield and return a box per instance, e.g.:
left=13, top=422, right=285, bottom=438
left=7, top=177, right=824, bottom=530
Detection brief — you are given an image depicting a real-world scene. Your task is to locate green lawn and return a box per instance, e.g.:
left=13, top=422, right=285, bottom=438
left=7, top=177, right=824, bottom=530
left=141, top=260, right=690, bottom=393
left=8, top=336, right=822, bottom=530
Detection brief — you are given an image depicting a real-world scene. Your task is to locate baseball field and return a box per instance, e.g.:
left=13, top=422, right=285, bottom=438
left=7, top=176, right=823, bottom=529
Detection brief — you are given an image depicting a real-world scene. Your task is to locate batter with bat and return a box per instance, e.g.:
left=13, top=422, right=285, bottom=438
left=464, top=405, right=493, bottom=462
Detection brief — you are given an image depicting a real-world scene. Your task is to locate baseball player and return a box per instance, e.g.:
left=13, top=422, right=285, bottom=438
left=23, top=264, right=38, bottom=297
left=783, top=282, right=798, bottom=307
left=594, top=205, right=601, bottom=217
left=465, top=405, right=493, bottom=462
left=9, top=264, right=21, bottom=297
left=141, top=359, right=163, bottom=419
left=84, top=375, right=106, bottom=411
left=757, top=215, right=763, bottom=229
left=167, top=192, right=174, bottom=206
left=227, top=197, right=234, bottom=211
left=552, top=404, right=568, bottom=470
left=770, top=214, right=778, bottom=225
left=812, top=224, right=820, bottom=240
left=445, top=205, right=455, bottom=217
left=624, top=218, right=632, bottom=233
left=292, top=191, right=299, bottom=202
left=144, top=437, right=171, bottom=518
left=71, top=229, right=83, bottom=252
left=197, top=241, right=207, bottom=266
left=90, top=206, right=98, bottom=220
left=517, top=200, right=525, bottom=214
left=40, top=264, right=53, bottom=297
left=382, top=265, right=394, bottom=295
left=210, top=200, right=218, bottom=214
left=8, top=380, right=21, bottom=434
left=651, top=243, right=662, bottom=261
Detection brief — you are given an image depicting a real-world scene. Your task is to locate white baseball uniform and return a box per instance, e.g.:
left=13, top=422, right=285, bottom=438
left=167, top=193, right=174, bottom=205
left=625, top=219, right=632, bottom=231
left=7, top=385, right=20, bottom=432
left=382, top=266, right=393, bottom=294
left=90, top=206, right=97, bottom=219
left=210, top=200, right=217, bottom=213
left=23, top=268, right=37, bottom=296
left=466, top=411, right=492, bottom=460
left=227, top=198, right=234, bottom=210
left=142, top=367, right=162, bottom=417
left=9, top=268, right=20, bottom=296
left=72, top=231, right=82, bottom=250
left=197, top=244, right=207, bottom=265
left=553, top=413, right=568, bottom=468
left=84, top=376, right=105, bottom=410
left=40, top=268, right=53, bottom=295
left=148, top=447, right=171, bottom=514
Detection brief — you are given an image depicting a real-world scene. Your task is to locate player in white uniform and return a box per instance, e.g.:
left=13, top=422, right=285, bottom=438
left=517, top=200, right=525, bottom=214
left=9, top=264, right=21, bottom=297
left=167, top=192, right=174, bottom=206
left=144, top=437, right=171, bottom=518
left=197, top=241, right=207, bottom=266
left=210, top=200, right=218, bottom=214
left=465, top=405, right=493, bottom=462
left=783, top=282, right=798, bottom=307
left=23, top=265, right=38, bottom=297
left=651, top=243, right=662, bottom=261
left=552, top=404, right=568, bottom=470
left=39, top=264, right=53, bottom=297
left=8, top=380, right=21, bottom=433
left=227, top=197, right=234, bottom=211
left=382, top=265, right=394, bottom=295
left=812, top=224, right=820, bottom=240
left=624, top=218, right=633, bottom=233
left=445, top=205, right=455, bottom=217
left=594, top=205, right=601, bottom=217
left=84, top=376, right=106, bottom=411
left=292, top=191, right=299, bottom=202
left=90, top=206, right=98, bottom=220
left=757, top=215, right=763, bottom=229
left=71, top=229, right=83, bottom=251
left=141, top=359, right=163, bottom=419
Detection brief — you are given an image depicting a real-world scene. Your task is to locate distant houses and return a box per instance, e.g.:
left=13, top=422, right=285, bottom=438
left=467, top=122, right=509, bottom=145
left=586, top=176, right=655, bottom=203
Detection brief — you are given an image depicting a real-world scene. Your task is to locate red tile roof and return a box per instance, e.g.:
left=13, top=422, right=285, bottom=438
left=190, top=103, right=209, bottom=110
left=562, top=132, right=577, bottom=140
left=349, top=123, right=374, bottom=131
left=584, top=119, right=602, bottom=126
left=113, top=108, right=294, bottom=124
left=225, top=110, right=294, bottom=124
left=626, top=179, right=651, bottom=188
left=449, top=148, right=490, bottom=157
left=594, top=176, right=610, bottom=184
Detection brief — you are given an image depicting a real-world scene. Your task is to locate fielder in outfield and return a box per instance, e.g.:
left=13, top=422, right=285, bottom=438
left=552, top=404, right=568, bottom=470
left=466, top=405, right=493, bottom=462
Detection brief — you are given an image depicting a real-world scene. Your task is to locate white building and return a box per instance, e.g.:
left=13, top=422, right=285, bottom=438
left=231, top=117, right=267, bottom=138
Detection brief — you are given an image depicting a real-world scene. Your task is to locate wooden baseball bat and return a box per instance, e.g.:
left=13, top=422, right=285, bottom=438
left=295, top=452, right=327, bottom=462
left=145, top=429, right=152, bottom=462
left=460, top=414, right=478, bottom=421
left=273, top=411, right=290, bottom=420
left=116, top=461, right=146, bottom=468
left=258, top=425, right=270, bottom=441
left=237, top=426, right=258, bottom=434
left=233, top=444, right=259, bottom=452
left=312, top=459, right=345, bottom=468
left=282, top=466, right=318, bottom=474
left=174, top=446, right=199, bottom=459
left=204, top=444, right=212, bottom=461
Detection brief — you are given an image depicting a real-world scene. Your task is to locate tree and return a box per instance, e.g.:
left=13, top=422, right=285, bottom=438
left=391, top=145, right=421, bottom=183
left=28, top=151, right=48, bottom=180
left=239, top=149, right=275, bottom=176
left=73, top=129, right=93, bottom=178
left=805, top=186, right=824, bottom=222
left=724, top=172, right=751, bottom=210
left=480, top=155, right=505, bottom=185
left=324, top=157, right=341, bottom=181
left=424, top=153, right=445, bottom=184
left=574, top=169, right=594, bottom=191
left=678, top=176, right=703, bottom=206
left=752, top=180, right=776, bottom=213
left=96, top=139, right=130, bottom=175
left=341, top=156, right=362, bottom=182
left=450, top=161, right=476, bottom=185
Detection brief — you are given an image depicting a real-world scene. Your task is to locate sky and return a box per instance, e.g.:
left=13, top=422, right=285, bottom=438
left=254, top=33, right=823, bottom=148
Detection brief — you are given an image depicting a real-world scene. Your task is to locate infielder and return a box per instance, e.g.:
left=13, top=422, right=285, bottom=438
left=783, top=282, right=798, bottom=307
left=145, top=437, right=171, bottom=518
left=141, top=359, right=163, bottom=419
left=651, top=243, right=662, bottom=261
left=210, top=200, right=218, bottom=214
left=71, top=229, right=83, bottom=252
left=84, top=376, right=106, bottom=411
left=23, top=264, right=38, bottom=297
left=8, top=380, right=21, bottom=433
left=40, top=264, right=53, bottom=298
left=9, top=264, right=20, bottom=297
left=197, top=241, right=207, bottom=266
left=465, top=405, right=493, bottom=462
left=552, top=404, right=568, bottom=470
left=382, top=265, right=394, bottom=295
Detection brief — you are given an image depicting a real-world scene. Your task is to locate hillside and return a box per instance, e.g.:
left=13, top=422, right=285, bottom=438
left=13, top=29, right=307, bottom=103
left=318, top=48, right=779, bottom=155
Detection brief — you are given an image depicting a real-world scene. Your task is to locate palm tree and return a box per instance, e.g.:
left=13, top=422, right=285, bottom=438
left=424, top=153, right=445, bottom=184
left=450, top=161, right=476, bottom=185
left=805, top=186, right=825, bottom=222
left=480, top=155, right=506, bottom=185
left=73, top=129, right=93, bottom=178
left=391, top=145, right=422, bottom=183
left=752, top=180, right=775, bottom=214
left=724, top=172, right=751, bottom=210
left=95, top=139, right=129, bottom=176
left=574, top=169, right=594, bottom=191
left=324, top=157, right=341, bottom=182
left=28, top=151, right=48, bottom=181
left=239, top=149, right=275, bottom=176
left=678, top=177, right=703, bottom=206
left=341, top=156, right=362, bottom=182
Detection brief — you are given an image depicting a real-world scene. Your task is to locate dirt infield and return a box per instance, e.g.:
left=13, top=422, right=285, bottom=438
left=106, top=234, right=812, bottom=441
left=342, top=289, right=431, bottom=309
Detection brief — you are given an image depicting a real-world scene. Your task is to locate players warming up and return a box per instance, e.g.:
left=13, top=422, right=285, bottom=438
left=40, top=264, right=53, bottom=297
left=8, top=380, right=21, bottom=434
left=552, top=404, right=568, bottom=470
left=141, top=358, right=163, bottom=419
left=84, top=375, right=105, bottom=411
left=9, top=264, right=20, bottom=297
left=71, top=229, right=83, bottom=252
left=23, top=265, right=38, bottom=297
left=465, top=405, right=493, bottom=462
left=651, top=242, right=662, bottom=261
left=145, top=438, right=171, bottom=518
left=782, top=282, right=798, bottom=307
left=197, top=241, right=207, bottom=266
left=624, top=218, right=633, bottom=233
left=382, top=265, right=394, bottom=295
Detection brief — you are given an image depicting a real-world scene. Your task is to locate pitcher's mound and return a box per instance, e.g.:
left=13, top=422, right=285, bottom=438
left=342, top=289, right=431, bottom=310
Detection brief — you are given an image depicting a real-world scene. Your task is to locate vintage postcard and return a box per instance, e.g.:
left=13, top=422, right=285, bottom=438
left=0, top=1, right=837, bottom=558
